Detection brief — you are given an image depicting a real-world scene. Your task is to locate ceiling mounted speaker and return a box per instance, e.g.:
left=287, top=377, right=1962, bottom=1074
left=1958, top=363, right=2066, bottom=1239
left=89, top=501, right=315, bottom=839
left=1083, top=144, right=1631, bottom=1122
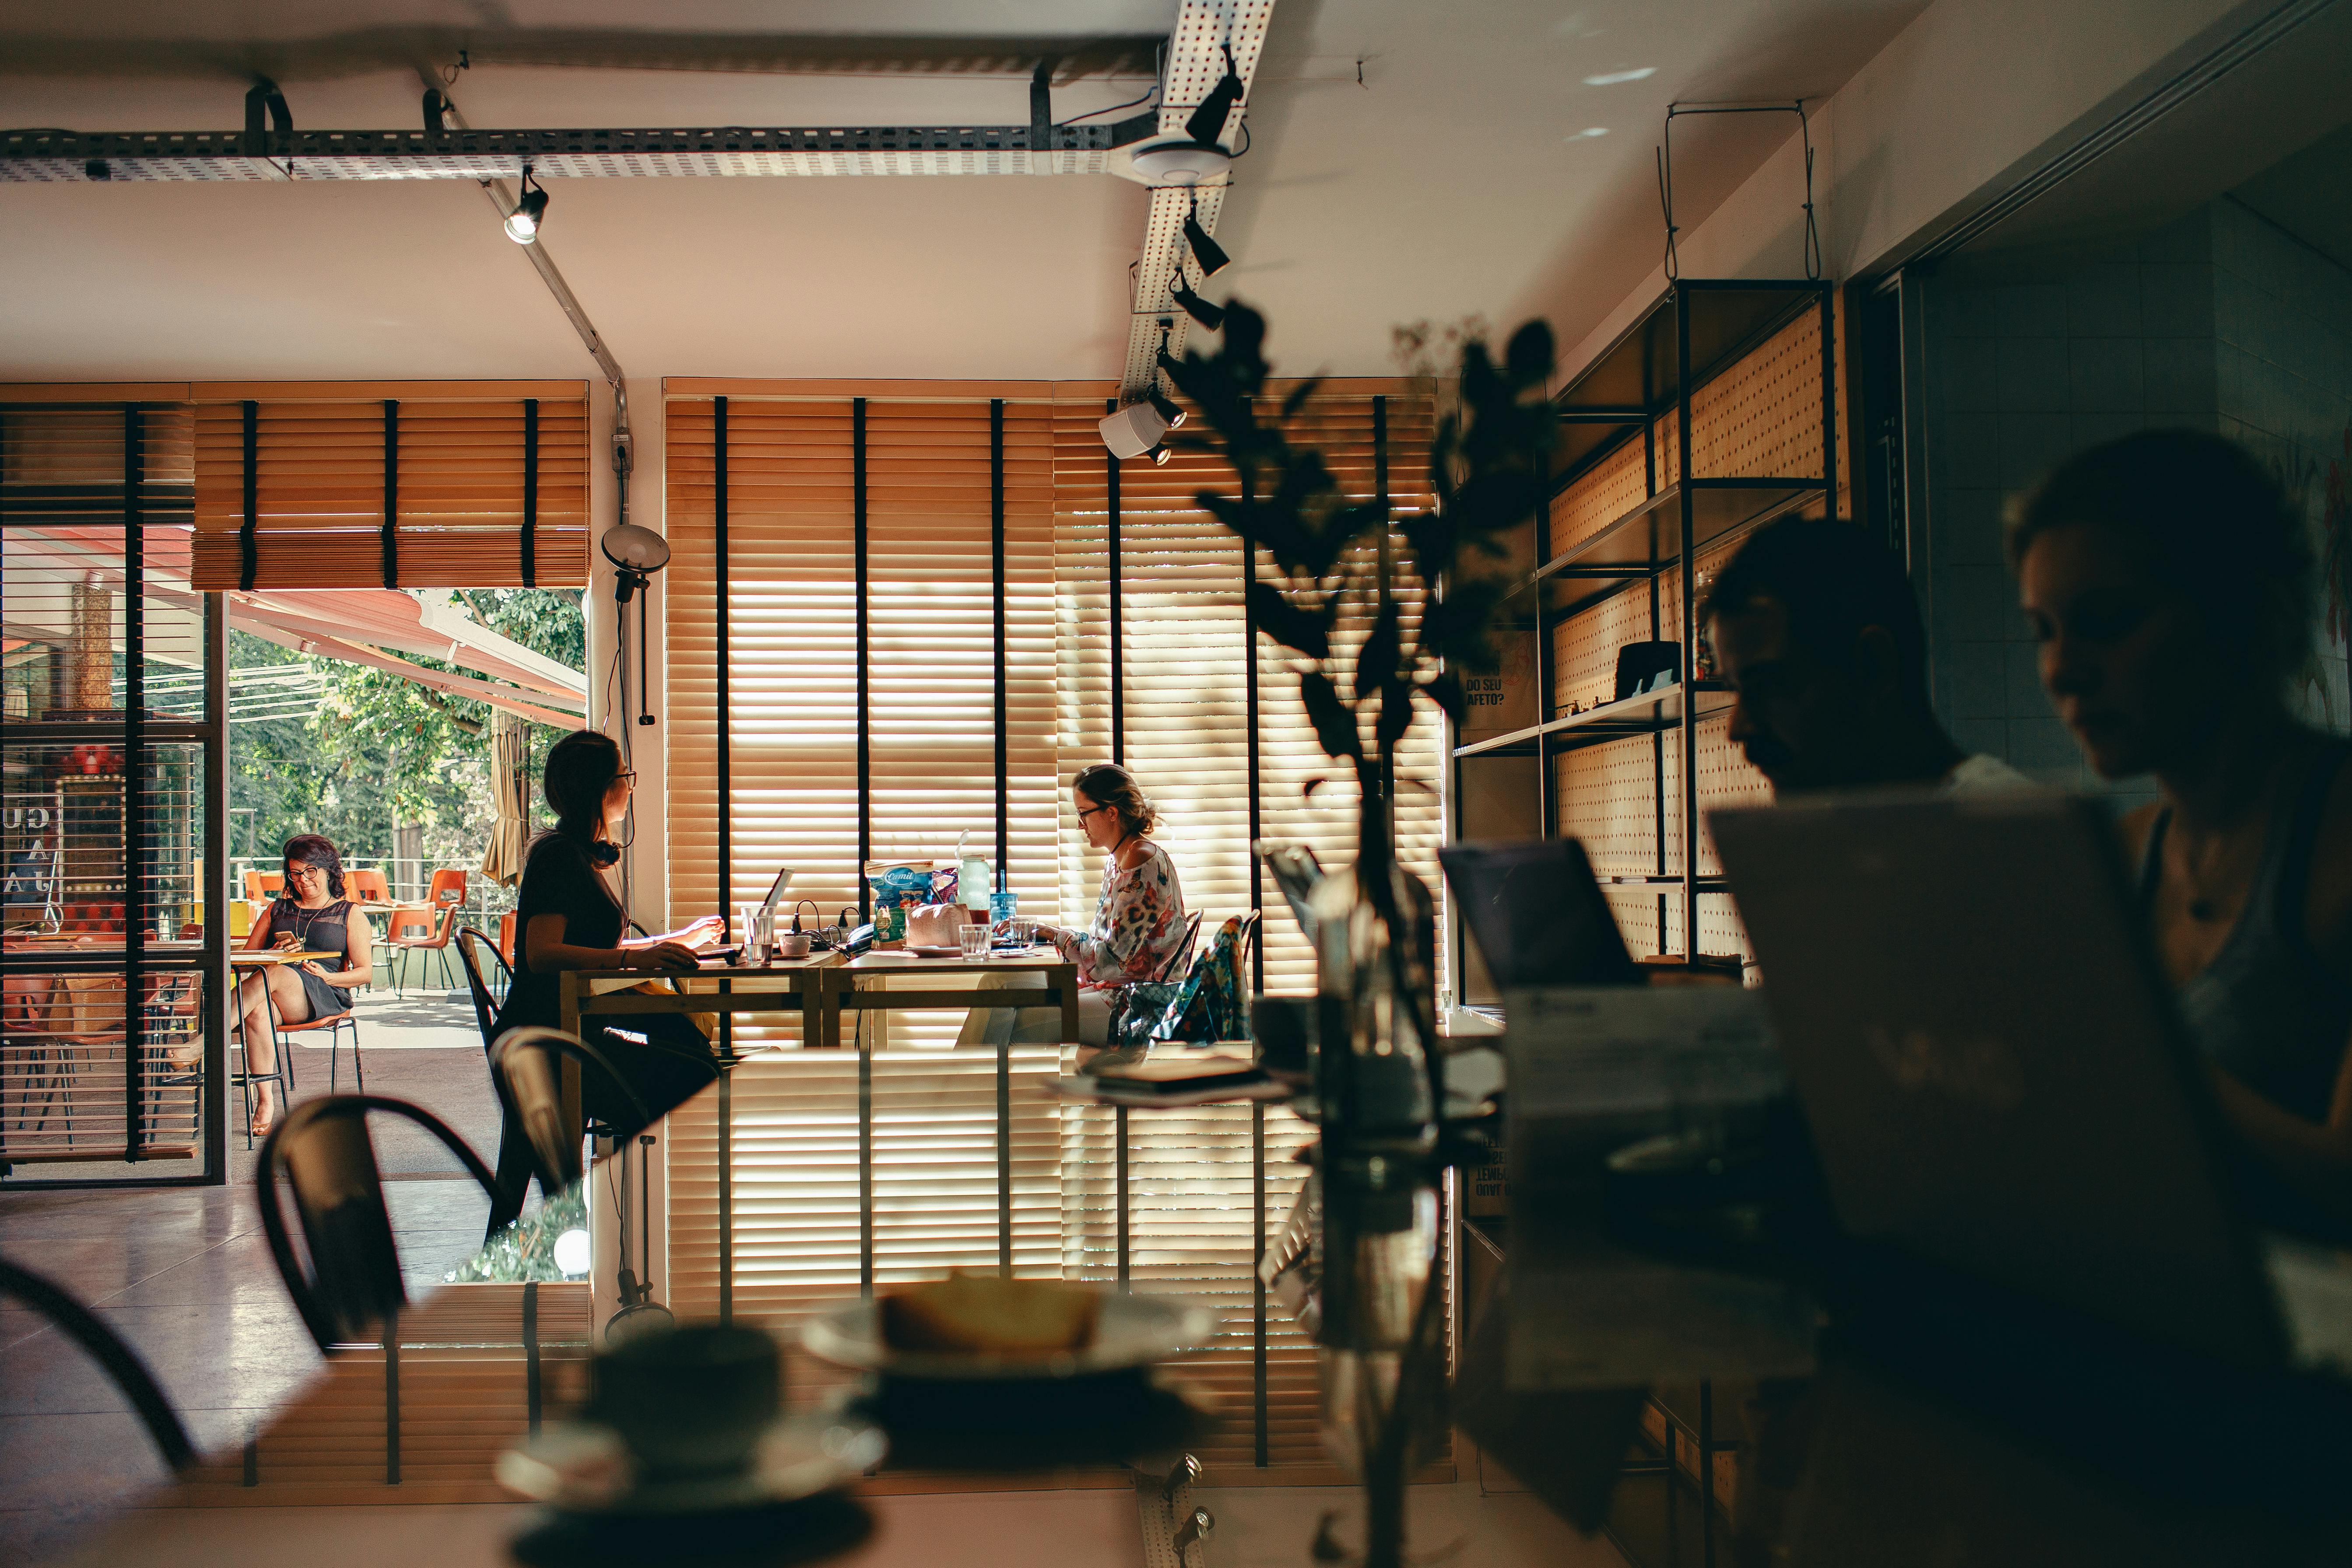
left=1098, top=400, right=1170, bottom=460
left=1127, top=137, right=1232, bottom=186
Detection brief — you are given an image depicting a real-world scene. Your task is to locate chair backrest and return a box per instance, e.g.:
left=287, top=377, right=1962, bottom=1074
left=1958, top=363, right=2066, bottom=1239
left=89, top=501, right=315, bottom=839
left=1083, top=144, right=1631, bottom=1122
left=428, top=868, right=467, bottom=907
left=1154, top=910, right=1205, bottom=982
left=347, top=868, right=391, bottom=903
left=386, top=902, right=437, bottom=942
left=453, top=927, right=510, bottom=1049
left=488, top=1026, right=653, bottom=1195
left=244, top=869, right=283, bottom=903
left=0, top=1257, right=195, bottom=1473
left=498, top=910, right=517, bottom=961
left=256, top=1094, right=502, bottom=1350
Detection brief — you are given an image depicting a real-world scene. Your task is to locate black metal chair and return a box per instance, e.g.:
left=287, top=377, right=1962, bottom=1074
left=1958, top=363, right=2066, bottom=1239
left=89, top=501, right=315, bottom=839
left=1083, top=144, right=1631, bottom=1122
left=0, top=1256, right=196, bottom=1473
left=486, top=1025, right=653, bottom=1203
left=255, top=1094, right=502, bottom=1351
left=456, top=929, right=547, bottom=1241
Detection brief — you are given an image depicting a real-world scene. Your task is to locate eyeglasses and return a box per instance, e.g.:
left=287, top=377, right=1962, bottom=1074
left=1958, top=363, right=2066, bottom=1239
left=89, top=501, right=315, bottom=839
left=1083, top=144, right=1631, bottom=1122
left=616, top=770, right=638, bottom=785
left=286, top=865, right=325, bottom=881
left=1074, top=803, right=1113, bottom=822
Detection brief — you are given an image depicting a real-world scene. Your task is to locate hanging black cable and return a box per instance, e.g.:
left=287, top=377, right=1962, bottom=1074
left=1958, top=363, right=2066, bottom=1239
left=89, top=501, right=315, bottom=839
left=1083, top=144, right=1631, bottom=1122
left=1106, top=400, right=1124, bottom=766
left=239, top=400, right=258, bottom=590
left=521, top=398, right=539, bottom=587
left=1657, top=99, right=1820, bottom=282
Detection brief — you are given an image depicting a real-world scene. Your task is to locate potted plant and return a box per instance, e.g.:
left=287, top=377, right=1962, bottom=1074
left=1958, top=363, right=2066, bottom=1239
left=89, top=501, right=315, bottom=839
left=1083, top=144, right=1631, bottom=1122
left=1162, top=304, right=1556, bottom=1566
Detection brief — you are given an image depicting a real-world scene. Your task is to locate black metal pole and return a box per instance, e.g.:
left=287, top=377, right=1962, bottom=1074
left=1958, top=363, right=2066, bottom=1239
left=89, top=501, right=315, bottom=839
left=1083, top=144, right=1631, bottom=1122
left=715, top=397, right=730, bottom=923
left=203, top=589, right=228, bottom=1181
left=521, top=398, right=539, bottom=587
left=1676, top=289, right=1699, bottom=960
left=1106, top=400, right=1124, bottom=765
left=854, top=399, right=871, bottom=923
left=123, top=407, right=146, bottom=1160
left=992, top=400, right=1008, bottom=882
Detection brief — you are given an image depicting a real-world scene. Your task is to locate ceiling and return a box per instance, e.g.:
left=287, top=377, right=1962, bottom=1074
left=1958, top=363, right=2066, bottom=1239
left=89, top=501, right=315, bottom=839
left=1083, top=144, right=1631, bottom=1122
left=0, top=0, right=1933, bottom=384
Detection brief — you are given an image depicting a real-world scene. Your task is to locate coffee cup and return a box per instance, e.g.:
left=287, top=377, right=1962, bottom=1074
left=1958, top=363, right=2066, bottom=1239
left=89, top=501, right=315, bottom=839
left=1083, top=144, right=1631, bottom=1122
left=586, top=1323, right=781, bottom=1481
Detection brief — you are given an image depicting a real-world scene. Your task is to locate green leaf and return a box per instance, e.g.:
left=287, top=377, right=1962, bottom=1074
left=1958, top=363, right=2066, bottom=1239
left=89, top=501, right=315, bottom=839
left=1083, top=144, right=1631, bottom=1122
left=1355, top=600, right=1401, bottom=700
left=1299, top=670, right=1363, bottom=762
left=1425, top=671, right=1469, bottom=728
left=1280, top=376, right=1324, bottom=421
left=1376, top=675, right=1416, bottom=751
left=1504, top=319, right=1556, bottom=388
left=1248, top=578, right=1332, bottom=660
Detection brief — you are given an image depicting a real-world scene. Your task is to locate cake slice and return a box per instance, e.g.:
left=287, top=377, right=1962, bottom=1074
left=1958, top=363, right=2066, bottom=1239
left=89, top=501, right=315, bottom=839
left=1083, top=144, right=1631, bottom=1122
left=879, top=1272, right=1101, bottom=1354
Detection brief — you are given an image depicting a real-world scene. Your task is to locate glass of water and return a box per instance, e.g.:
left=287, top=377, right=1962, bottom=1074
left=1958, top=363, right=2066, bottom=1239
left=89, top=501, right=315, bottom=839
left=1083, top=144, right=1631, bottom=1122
left=957, top=923, right=990, bottom=962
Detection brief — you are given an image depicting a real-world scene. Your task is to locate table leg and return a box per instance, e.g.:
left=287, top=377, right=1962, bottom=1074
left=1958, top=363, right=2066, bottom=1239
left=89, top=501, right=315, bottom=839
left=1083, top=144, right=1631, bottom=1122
left=1058, top=967, right=1078, bottom=1045
left=557, top=976, right=582, bottom=1143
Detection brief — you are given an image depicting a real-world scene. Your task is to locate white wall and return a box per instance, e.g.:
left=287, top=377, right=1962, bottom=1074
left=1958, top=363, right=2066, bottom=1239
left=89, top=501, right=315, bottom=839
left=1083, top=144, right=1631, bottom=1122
left=1531, top=0, right=2266, bottom=381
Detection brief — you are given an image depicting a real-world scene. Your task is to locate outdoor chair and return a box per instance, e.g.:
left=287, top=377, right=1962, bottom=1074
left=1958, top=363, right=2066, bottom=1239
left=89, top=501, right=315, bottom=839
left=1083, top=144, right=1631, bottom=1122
left=346, top=868, right=391, bottom=904
left=0, top=1257, right=195, bottom=1473
left=255, top=1094, right=502, bottom=1351
left=242, top=869, right=284, bottom=904
left=386, top=902, right=459, bottom=996
left=484, top=1026, right=652, bottom=1240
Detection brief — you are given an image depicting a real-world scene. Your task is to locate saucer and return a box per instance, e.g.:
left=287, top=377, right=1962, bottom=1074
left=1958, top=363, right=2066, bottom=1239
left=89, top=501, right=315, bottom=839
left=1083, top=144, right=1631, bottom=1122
left=497, top=1411, right=886, bottom=1515
left=802, top=1288, right=1215, bottom=1381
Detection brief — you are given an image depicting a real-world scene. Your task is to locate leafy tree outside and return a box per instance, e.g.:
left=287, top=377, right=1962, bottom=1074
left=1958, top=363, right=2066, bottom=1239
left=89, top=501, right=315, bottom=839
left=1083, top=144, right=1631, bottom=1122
left=230, top=589, right=586, bottom=879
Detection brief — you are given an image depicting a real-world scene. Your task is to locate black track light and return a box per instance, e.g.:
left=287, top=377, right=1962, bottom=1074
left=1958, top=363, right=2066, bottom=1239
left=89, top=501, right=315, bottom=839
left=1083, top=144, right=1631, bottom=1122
left=1147, top=387, right=1186, bottom=430
left=505, top=169, right=549, bottom=244
left=1170, top=273, right=1225, bottom=331
left=1185, top=43, right=1245, bottom=146
left=1147, top=442, right=1173, bottom=466
left=1183, top=199, right=1230, bottom=278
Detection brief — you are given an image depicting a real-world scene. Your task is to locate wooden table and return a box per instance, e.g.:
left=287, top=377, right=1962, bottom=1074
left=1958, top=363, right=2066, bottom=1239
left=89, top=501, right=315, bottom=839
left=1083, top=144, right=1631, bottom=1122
left=557, top=949, right=1079, bottom=1052
left=228, top=950, right=336, bottom=967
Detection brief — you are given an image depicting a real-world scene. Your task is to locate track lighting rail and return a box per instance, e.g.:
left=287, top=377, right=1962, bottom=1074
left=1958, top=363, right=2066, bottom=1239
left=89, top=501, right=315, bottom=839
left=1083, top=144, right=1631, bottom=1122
left=4, top=118, right=1159, bottom=182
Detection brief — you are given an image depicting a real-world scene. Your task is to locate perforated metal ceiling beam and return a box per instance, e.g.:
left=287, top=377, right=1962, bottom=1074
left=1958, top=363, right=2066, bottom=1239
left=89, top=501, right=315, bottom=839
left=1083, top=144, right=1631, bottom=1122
left=1, top=119, right=1158, bottom=181
left=1119, top=0, right=1274, bottom=400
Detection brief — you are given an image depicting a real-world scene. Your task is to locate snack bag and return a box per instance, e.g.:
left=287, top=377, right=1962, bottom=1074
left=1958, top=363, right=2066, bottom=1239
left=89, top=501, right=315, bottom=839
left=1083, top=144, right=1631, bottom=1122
left=864, top=860, right=930, bottom=911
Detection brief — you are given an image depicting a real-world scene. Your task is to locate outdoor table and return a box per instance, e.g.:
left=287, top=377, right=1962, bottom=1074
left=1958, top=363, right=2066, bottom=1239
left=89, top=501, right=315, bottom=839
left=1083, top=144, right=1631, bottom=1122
left=227, top=950, right=336, bottom=967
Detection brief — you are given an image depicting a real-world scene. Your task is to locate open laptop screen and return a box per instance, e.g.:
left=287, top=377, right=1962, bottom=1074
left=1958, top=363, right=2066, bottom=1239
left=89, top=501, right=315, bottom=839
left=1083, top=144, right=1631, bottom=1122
left=1439, top=839, right=1640, bottom=990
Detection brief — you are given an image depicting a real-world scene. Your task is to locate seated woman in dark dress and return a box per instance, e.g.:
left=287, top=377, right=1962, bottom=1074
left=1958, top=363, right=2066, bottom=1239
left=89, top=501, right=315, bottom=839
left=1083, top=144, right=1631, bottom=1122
left=237, top=834, right=373, bottom=1136
left=2011, top=430, right=2352, bottom=1225
left=490, top=730, right=725, bottom=1135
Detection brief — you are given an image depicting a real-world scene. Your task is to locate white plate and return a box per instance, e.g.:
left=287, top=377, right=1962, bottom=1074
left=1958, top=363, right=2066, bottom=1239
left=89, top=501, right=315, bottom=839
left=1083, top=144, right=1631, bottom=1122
left=904, top=944, right=969, bottom=958
left=802, top=1289, right=1216, bottom=1381
left=496, top=1412, right=885, bottom=1515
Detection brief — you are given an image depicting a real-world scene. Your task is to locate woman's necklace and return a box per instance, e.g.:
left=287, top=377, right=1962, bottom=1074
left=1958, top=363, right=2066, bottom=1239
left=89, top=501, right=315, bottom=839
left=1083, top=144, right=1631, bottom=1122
left=287, top=897, right=338, bottom=947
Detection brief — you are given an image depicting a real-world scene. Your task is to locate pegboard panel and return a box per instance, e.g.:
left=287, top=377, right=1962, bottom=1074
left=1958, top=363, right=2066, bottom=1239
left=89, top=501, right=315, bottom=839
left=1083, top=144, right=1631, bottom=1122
left=1606, top=885, right=1666, bottom=958
left=1657, top=307, right=1836, bottom=489
left=1692, top=712, right=1770, bottom=875
left=1555, top=733, right=1670, bottom=877
left=1548, top=576, right=1662, bottom=716
left=1548, top=435, right=1651, bottom=555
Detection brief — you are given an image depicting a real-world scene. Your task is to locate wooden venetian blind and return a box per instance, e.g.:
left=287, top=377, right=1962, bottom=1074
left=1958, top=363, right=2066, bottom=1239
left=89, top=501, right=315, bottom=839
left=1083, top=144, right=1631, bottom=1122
left=663, top=391, right=1060, bottom=1050
left=1054, top=386, right=1446, bottom=998
left=190, top=383, right=589, bottom=589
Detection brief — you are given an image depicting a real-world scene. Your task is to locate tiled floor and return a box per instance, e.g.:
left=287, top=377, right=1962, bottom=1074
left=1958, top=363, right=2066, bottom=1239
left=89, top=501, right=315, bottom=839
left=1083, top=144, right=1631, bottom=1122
left=1, top=991, right=509, bottom=1565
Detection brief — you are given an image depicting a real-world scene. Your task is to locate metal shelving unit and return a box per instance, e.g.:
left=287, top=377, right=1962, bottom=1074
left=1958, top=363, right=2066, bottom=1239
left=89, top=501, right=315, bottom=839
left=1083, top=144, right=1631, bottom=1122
left=1449, top=277, right=1837, bottom=993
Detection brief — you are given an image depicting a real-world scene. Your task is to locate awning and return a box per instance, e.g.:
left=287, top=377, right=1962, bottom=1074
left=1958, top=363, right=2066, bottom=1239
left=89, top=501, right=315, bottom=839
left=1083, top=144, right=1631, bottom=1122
left=4, top=522, right=588, bottom=729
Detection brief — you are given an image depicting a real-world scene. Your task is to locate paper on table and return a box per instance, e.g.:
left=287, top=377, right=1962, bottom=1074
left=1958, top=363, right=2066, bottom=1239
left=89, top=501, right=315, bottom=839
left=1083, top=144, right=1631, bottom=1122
left=1502, top=985, right=1813, bottom=1390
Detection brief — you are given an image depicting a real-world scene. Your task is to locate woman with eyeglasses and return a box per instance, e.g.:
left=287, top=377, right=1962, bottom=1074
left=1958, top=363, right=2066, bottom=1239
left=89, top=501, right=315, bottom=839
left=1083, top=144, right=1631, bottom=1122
left=962, top=763, right=1188, bottom=1048
left=237, top=834, right=372, bottom=1136
left=492, top=729, right=726, bottom=1135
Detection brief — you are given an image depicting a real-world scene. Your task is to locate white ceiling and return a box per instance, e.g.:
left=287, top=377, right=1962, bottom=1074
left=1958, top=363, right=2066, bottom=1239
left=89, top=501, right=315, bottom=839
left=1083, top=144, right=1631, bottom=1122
left=0, top=0, right=1931, bottom=384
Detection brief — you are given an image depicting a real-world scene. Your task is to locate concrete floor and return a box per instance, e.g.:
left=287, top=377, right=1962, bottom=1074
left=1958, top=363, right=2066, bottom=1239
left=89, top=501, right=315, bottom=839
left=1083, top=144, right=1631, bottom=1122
left=0, top=987, right=509, bottom=1565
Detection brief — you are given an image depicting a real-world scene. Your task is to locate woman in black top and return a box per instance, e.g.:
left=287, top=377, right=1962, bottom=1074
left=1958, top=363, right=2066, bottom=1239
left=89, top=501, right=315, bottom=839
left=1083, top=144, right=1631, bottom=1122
left=491, top=730, right=724, bottom=1134
left=2012, top=430, right=2352, bottom=1224
left=238, top=834, right=372, bottom=1135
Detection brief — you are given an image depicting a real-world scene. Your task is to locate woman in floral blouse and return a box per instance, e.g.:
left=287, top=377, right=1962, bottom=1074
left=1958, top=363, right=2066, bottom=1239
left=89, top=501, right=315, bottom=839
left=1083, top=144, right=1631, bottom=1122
left=960, top=763, right=1187, bottom=1047
left=1033, top=763, right=1188, bottom=989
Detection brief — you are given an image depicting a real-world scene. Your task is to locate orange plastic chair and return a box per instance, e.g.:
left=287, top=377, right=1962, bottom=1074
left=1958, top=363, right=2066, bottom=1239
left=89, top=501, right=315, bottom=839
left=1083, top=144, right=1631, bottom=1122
left=243, top=870, right=283, bottom=904
left=389, top=902, right=460, bottom=996
left=428, top=869, right=467, bottom=911
left=346, top=868, right=391, bottom=905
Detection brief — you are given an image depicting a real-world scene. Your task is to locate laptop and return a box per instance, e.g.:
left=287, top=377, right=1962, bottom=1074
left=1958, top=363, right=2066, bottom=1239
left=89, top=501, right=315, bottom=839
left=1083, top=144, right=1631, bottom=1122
left=758, top=866, right=794, bottom=924
left=1710, top=792, right=2351, bottom=1375
left=1439, top=838, right=1643, bottom=989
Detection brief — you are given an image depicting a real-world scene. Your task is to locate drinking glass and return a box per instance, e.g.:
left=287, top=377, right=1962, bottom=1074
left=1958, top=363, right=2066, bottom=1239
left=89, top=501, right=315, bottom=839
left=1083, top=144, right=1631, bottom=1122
left=736, top=903, right=768, bottom=966
left=957, top=923, right=990, bottom=962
